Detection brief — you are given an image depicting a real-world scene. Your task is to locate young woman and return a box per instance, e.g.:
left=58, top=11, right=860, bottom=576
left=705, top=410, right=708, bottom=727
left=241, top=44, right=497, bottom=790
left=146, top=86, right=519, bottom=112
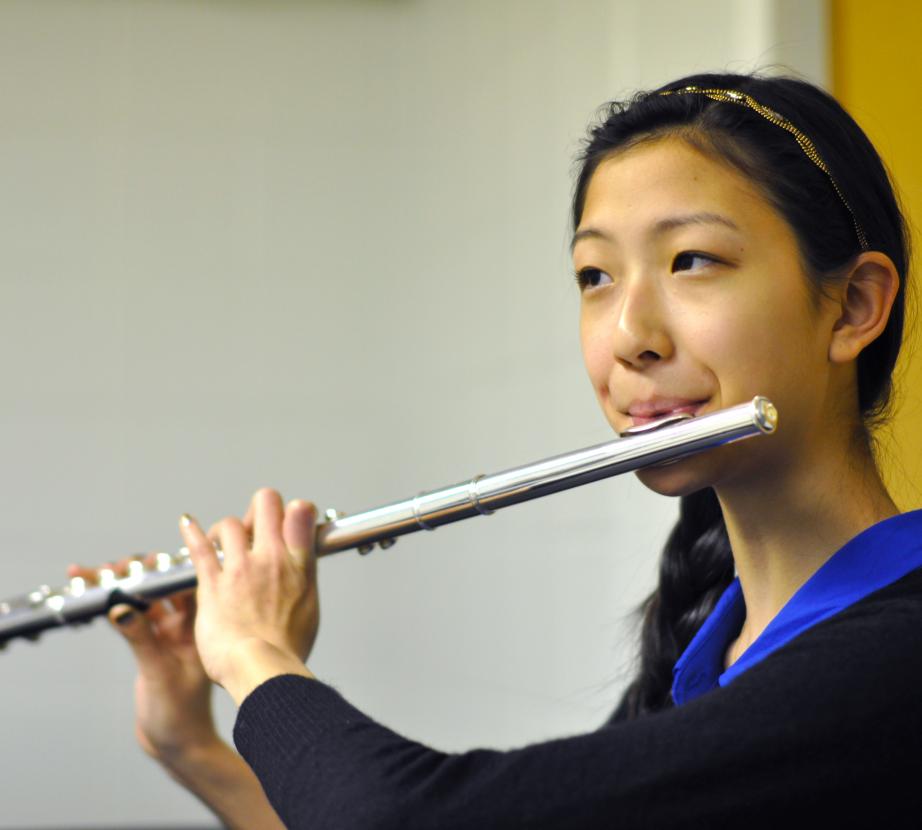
left=76, top=71, right=920, bottom=827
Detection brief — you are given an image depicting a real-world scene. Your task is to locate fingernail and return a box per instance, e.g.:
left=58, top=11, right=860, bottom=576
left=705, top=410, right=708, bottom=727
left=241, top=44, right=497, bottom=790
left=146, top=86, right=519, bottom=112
left=180, top=513, right=195, bottom=528
left=115, top=610, right=135, bottom=626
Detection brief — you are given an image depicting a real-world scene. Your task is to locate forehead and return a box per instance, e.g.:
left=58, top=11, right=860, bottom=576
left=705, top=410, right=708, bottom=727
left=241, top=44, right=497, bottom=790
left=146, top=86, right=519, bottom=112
left=579, top=136, right=777, bottom=236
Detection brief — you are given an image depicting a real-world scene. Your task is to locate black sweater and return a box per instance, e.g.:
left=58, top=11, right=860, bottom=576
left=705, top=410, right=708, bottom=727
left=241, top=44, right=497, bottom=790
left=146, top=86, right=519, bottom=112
left=234, top=567, right=922, bottom=829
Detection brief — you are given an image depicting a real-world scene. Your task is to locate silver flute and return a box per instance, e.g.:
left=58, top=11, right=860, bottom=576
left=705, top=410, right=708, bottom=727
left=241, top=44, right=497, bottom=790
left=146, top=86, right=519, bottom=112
left=0, top=396, right=777, bottom=646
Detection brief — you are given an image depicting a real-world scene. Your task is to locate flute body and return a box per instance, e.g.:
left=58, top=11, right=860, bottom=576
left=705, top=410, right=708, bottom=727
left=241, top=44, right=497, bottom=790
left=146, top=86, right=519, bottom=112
left=0, top=396, right=777, bottom=646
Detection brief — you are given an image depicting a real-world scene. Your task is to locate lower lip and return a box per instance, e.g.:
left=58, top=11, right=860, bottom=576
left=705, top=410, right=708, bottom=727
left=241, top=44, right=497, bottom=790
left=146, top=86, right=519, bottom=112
left=629, top=401, right=707, bottom=427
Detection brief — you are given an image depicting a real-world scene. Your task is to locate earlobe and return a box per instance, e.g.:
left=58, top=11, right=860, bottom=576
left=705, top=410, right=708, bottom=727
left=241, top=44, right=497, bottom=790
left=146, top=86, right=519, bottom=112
left=828, top=253, right=900, bottom=364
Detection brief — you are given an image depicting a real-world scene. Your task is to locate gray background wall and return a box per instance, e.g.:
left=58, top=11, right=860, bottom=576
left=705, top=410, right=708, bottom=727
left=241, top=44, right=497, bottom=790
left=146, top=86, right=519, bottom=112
left=0, top=1, right=826, bottom=825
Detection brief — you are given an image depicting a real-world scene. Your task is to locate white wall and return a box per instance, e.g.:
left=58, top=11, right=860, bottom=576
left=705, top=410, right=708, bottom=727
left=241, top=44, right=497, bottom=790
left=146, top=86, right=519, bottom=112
left=0, top=1, right=826, bottom=825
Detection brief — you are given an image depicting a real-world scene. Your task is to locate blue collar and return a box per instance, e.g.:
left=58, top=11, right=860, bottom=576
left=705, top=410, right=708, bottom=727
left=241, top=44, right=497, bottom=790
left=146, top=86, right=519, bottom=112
left=672, top=509, right=922, bottom=706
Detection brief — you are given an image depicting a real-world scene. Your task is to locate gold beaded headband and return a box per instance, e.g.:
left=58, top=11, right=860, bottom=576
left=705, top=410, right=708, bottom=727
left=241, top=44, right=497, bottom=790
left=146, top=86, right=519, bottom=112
left=658, top=85, right=870, bottom=251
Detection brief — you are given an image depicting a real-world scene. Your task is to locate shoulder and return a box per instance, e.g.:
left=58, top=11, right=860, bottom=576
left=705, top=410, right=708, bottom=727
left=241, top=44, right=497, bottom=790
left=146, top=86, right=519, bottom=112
left=789, top=563, right=922, bottom=655
left=736, top=565, right=922, bottom=697
left=606, top=565, right=922, bottom=738
left=685, top=564, right=922, bottom=754
left=600, top=563, right=922, bottom=818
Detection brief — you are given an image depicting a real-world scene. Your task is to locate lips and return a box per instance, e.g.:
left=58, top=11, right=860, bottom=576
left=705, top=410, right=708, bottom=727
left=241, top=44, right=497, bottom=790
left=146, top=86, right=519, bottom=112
left=626, top=398, right=708, bottom=427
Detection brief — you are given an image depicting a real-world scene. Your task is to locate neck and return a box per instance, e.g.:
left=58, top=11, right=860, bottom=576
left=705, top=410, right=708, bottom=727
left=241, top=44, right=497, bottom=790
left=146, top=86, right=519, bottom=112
left=715, top=431, right=899, bottom=665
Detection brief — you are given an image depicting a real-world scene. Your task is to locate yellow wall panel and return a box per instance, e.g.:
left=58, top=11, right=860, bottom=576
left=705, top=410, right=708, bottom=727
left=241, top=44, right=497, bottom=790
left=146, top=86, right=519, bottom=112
left=831, top=0, right=922, bottom=509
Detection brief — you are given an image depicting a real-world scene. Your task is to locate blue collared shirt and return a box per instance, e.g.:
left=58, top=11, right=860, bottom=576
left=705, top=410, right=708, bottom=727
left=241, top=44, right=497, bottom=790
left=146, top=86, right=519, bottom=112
left=672, top=508, right=922, bottom=706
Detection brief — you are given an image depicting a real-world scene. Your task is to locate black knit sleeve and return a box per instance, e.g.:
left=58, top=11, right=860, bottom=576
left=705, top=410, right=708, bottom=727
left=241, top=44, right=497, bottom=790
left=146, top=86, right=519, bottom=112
left=600, top=689, right=631, bottom=727
left=233, top=587, right=922, bottom=829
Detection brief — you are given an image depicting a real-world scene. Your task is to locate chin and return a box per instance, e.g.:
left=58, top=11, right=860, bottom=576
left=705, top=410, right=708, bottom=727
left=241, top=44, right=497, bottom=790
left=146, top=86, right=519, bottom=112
left=635, top=470, right=709, bottom=498
left=633, top=454, right=720, bottom=498
left=633, top=439, right=766, bottom=498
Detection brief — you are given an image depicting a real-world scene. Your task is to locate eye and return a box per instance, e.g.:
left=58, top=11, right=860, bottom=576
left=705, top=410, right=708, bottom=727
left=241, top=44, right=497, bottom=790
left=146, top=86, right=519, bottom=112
left=672, top=251, right=719, bottom=273
left=574, top=267, right=612, bottom=291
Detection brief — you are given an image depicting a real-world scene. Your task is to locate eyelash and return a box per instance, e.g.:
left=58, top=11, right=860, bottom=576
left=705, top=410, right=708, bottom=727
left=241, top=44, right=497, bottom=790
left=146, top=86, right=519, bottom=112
left=573, top=251, right=720, bottom=290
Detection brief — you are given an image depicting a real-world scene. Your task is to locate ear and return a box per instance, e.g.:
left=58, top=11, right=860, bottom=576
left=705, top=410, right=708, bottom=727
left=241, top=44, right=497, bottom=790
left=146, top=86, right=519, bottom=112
left=828, top=252, right=900, bottom=364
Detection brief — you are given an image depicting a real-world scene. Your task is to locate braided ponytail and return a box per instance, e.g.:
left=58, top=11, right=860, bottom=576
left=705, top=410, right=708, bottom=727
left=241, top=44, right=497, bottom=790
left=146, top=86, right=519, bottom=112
left=618, top=489, right=733, bottom=718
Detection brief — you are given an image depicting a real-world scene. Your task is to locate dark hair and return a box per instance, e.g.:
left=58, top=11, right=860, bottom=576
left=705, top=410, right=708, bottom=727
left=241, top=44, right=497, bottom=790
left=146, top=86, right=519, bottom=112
left=572, top=72, right=913, bottom=719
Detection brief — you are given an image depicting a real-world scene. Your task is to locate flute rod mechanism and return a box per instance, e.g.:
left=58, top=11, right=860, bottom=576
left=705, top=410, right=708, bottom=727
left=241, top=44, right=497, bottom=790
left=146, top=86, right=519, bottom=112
left=0, top=396, right=777, bottom=646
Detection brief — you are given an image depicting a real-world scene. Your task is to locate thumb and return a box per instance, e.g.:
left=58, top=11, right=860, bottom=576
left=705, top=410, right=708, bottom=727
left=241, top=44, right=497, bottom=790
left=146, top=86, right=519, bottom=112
left=107, top=604, right=161, bottom=664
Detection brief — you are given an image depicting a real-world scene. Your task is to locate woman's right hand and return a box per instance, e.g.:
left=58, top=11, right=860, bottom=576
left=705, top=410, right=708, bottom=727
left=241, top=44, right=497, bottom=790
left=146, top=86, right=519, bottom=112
left=71, top=548, right=287, bottom=829
left=67, top=555, right=218, bottom=765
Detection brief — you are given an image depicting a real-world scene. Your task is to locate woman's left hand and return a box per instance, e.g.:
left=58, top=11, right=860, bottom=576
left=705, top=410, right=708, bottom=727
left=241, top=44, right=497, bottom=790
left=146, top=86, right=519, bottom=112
left=180, top=488, right=319, bottom=704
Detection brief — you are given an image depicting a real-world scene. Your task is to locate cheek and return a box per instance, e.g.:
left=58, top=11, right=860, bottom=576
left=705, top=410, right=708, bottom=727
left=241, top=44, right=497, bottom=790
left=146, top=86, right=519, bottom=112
left=579, top=315, right=609, bottom=386
left=674, top=306, right=762, bottom=400
left=688, top=289, right=819, bottom=402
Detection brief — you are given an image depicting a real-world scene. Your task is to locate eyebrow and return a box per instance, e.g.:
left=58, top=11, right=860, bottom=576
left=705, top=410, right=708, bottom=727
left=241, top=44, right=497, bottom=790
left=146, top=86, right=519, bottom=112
left=570, top=212, right=741, bottom=252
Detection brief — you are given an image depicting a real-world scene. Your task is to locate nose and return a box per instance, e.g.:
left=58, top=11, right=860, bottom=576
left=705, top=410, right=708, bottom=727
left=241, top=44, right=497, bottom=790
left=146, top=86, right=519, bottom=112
left=610, top=275, right=673, bottom=368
